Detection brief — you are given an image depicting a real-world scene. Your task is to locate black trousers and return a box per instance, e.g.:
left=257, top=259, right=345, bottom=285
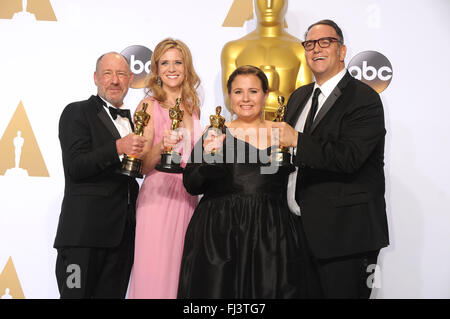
left=55, top=214, right=135, bottom=299
left=296, top=217, right=380, bottom=299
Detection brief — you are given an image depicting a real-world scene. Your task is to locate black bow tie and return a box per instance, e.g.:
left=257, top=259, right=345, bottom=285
left=109, top=106, right=131, bottom=121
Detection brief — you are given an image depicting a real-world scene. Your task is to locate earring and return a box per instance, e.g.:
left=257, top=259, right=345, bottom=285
left=157, top=76, right=162, bottom=87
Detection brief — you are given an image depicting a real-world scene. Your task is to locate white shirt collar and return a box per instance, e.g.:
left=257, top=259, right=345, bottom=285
left=99, top=96, right=125, bottom=110
left=314, top=68, right=347, bottom=99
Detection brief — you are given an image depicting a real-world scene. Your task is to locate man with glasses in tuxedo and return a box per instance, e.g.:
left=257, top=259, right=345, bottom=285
left=273, top=20, right=389, bottom=298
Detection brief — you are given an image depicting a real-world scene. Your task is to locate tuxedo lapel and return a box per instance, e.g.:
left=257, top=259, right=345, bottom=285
left=98, top=109, right=121, bottom=140
left=90, top=96, right=122, bottom=140
left=311, top=87, right=342, bottom=132
left=286, top=84, right=314, bottom=126
left=311, top=71, right=353, bottom=133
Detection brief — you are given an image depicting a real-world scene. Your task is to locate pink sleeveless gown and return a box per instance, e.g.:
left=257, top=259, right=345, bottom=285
left=128, top=100, right=201, bottom=299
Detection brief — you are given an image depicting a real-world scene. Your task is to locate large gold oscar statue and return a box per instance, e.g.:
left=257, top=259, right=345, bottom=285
left=221, top=0, right=313, bottom=120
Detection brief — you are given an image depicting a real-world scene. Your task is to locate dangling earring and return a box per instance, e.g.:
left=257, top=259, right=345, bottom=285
left=157, top=76, right=162, bottom=87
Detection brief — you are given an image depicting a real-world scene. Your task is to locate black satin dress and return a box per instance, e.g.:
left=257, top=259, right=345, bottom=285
left=178, top=132, right=305, bottom=298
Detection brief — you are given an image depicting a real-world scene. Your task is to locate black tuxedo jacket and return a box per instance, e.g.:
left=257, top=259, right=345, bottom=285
left=54, top=95, right=138, bottom=248
left=286, top=72, right=389, bottom=259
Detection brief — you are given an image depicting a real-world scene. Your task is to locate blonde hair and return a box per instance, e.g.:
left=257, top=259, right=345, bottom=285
left=145, top=38, right=201, bottom=115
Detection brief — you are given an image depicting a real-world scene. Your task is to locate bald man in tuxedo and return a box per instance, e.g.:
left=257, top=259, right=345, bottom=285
left=54, top=52, right=147, bottom=298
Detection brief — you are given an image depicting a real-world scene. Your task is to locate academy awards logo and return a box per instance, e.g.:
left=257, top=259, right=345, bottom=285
left=223, top=0, right=253, bottom=27
left=0, top=257, right=25, bottom=299
left=121, top=45, right=153, bottom=89
left=0, top=101, right=49, bottom=177
left=0, top=0, right=56, bottom=21
left=348, top=51, right=393, bottom=93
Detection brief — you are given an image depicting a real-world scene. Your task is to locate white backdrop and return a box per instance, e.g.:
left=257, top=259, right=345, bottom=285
left=0, top=0, right=449, bottom=299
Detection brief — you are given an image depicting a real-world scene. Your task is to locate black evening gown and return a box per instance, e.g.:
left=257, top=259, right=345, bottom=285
left=178, top=131, right=305, bottom=298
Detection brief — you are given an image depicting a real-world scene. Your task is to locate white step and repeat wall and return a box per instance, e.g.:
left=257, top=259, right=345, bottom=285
left=0, top=0, right=449, bottom=299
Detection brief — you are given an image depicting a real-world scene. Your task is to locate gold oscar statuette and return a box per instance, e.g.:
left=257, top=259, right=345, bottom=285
left=208, top=106, right=226, bottom=156
left=200, top=106, right=227, bottom=178
left=117, top=103, right=150, bottom=178
left=271, top=96, right=294, bottom=172
left=155, top=98, right=184, bottom=173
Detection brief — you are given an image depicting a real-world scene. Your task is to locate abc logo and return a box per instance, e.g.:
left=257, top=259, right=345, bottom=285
left=121, top=45, right=153, bottom=89
left=348, top=51, right=393, bottom=93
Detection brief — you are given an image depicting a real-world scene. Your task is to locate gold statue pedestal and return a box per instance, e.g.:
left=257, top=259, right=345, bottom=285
left=118, top=155, right=144, bottom=178
left=155, top=98, right=185, bottom=174
left=269, top=147, right=295, bottom=173
left=156, top=151, right=183, bottom=174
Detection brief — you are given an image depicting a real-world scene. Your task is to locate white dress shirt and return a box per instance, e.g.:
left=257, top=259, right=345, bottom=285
left=287, top=68, right=347, bottom=215
left=99, top=96, right=133, bottom=159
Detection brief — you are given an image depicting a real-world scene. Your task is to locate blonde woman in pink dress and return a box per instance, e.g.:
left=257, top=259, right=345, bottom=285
left=128, top=38, right=201, bottom=298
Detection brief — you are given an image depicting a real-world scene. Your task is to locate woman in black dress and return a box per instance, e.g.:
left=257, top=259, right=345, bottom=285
left=178, top=65, right=305, bottom=298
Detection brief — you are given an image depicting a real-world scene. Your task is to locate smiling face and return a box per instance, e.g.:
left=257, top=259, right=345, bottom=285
left=157, top=48, right=185, bottom=90
left=229, top=74, right=268, bottom=122
left=305, top=24, right=346, bottom=85
left=94, top=53, right=132, bottom=107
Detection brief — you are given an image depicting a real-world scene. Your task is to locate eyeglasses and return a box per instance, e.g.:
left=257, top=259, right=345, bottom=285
left=302, top=37, right=342, bottom=51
